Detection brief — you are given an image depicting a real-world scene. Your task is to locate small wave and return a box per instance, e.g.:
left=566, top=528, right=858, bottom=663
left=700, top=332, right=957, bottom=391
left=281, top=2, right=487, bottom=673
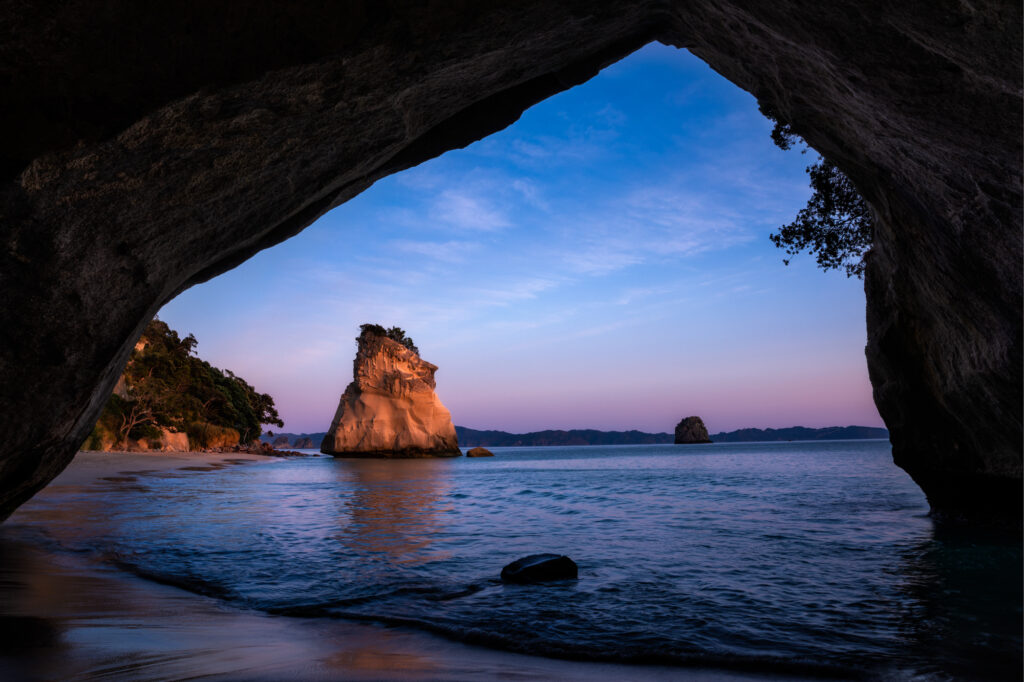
left=275, top=607, right=865, bottom=679
left=264, top=582, right=490, bottom=615
left=96, top=561, right=861, bottom=679
left=106, top=555, right=236, bottom=601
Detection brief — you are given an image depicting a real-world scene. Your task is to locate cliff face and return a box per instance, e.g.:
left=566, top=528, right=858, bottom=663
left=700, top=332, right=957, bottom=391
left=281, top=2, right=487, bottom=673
left=321, top=334, right=460, bottom=457
left=0, top=2, right=1019, bottom=524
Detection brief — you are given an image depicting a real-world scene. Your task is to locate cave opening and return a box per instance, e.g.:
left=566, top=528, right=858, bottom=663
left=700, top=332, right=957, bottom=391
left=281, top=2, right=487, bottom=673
left=156, top=43, right=881, bottom=443
left=1, top=3, right=1017, bottom=528
left=0, top=7, right=1019, bottom=677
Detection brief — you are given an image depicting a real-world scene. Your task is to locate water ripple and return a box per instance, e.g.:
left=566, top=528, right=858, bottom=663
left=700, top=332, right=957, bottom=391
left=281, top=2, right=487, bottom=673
left=8, top=442, right=1022, bottom=679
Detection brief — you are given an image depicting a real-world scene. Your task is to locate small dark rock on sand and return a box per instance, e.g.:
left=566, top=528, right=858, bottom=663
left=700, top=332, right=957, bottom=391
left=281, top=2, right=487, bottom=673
left=466, top=447, right=494, bottom=457
left=500, top=554, right=578, bottom=583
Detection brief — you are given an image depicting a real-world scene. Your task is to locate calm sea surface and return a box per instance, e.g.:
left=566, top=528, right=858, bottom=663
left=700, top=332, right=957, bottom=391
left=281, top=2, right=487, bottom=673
left=6, top=441, right=1022, bottom=679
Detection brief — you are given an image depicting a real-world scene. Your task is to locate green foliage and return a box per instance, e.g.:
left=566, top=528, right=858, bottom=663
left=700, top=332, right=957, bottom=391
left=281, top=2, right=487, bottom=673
left=760, top=104, right=874, bottom=278
left=83, top=424, right=105, bottom=451
left=95, top=318, right=283, bottom=448
left=359, top=323, right=419, bottom=354
left=185, top=422, right=241, bottom=450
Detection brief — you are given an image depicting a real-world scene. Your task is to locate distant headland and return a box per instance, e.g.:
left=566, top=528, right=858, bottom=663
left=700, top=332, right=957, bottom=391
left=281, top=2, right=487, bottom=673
left=455, top=425, right=888, bottom=447
left=264, top=425, right=888, bottom=449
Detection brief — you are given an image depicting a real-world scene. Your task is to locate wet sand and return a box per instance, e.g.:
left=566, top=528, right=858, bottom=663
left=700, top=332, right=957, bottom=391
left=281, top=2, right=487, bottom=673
left=0, top=452, right=788, bottom=681
left=42, top=449, right=282, bottom=485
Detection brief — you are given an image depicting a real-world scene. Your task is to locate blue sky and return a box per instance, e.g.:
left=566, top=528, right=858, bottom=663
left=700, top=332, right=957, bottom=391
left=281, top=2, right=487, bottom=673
left=159, top=43, right=881, bottom=435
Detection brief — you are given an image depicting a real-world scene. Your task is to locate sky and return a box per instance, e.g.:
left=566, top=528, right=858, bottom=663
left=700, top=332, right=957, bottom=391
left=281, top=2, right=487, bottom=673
left=159, top=42, right=882, bottom=435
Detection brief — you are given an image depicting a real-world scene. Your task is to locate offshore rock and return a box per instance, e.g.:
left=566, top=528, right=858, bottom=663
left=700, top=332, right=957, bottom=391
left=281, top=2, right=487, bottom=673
left=321, top=332, right=460, bottom=458
left=466, top=446, right=494, bottom=457
left=501, top=554, right=578, bottom=584
left=675, top=416, right=711, bottom=444
left=293, top=437, right=314, bottom=449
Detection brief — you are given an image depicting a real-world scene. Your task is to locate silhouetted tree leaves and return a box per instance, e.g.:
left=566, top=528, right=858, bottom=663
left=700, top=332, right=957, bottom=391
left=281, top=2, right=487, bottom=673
left=761, top=104, right=874, bottom=278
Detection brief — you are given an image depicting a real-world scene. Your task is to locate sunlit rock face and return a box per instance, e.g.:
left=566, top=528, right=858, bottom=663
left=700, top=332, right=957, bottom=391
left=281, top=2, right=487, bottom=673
left=0, top=2, right=1019, bottom=523
left=321, top=334, right=460, bottom=458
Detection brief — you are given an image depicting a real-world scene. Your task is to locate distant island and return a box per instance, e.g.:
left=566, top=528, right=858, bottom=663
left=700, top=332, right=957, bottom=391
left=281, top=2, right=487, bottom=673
left=262, top=432, right=329, bottom=449
left=710, top=425, right=889, bottom=442
left=456, top=427, right=672, bottom=447
left=455, top=425, right=888, bottom=447
left=264, top=425, right=889, bottom=449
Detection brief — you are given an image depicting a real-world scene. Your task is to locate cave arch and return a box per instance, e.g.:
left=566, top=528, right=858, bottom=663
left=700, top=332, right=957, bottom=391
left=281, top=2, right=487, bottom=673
left=0, top=2, right=1020, bottom=524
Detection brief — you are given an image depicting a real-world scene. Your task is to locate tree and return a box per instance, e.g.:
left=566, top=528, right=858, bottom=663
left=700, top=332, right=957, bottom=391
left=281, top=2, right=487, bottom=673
left=112, top=393, right=159, bottom=447
left=92, top=318, right=284, bottom=448
left=358, top=323, right=419, bottom=354
left=761, top=105, right=874, bottom=278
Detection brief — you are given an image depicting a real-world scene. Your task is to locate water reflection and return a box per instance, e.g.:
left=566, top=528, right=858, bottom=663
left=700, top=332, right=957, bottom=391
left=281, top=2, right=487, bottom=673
left=896, top=524, right=1023, bottom=680
left=332, top=459, right=454, bottom=564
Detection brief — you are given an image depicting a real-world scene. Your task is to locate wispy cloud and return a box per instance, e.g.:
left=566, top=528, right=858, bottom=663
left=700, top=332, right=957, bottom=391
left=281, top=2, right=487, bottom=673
left=433, top=189, right=509, bottom=231
left=612, top=285, right=676, bottom=306
left=389, top=239, right=481, bottom=263
left=511, top=178, right=549, bottom=211
left=466, top=276, right=562, bottom=306
left=562, top=243, right=645, bottom=275
left=542, top=179, right=756, bottom=277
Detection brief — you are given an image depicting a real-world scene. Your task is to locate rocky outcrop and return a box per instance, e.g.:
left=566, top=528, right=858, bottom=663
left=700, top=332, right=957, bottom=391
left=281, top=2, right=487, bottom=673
left=321, top=331, right=460, bottom=458
left=0, top=3, right=1019, bottom=524
left=293, top=437, right=314, bottom=449
left=675, top=417, right=711, bottom=444
left=466, top=447, right=494, bottom=457
left=272, top=435, right=291, bottom=449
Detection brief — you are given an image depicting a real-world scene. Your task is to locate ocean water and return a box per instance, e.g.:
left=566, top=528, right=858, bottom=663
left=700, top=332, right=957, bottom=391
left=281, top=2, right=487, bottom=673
left=6, top=441, right=1021, bottom=679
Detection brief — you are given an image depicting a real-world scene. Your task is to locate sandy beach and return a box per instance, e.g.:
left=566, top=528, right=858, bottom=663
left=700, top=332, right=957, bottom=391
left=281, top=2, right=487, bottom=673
left=37, top=449, right=283, bottom=484
left=0, top=451, right=779, bottom=682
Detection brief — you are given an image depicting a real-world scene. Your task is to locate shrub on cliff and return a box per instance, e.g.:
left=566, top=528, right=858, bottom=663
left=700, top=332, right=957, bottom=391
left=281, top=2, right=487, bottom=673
left=92, top=319, right=283, bottom=449
left=358, top=323, right=419, bottom=354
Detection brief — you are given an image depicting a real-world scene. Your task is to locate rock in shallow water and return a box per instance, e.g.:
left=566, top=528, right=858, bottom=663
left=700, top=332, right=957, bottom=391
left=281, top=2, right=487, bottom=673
left=320, top=329, right=460, bottom=458
left=466, top=447, right=494, bottom=457
left=500, top=554, right=578, bottom=584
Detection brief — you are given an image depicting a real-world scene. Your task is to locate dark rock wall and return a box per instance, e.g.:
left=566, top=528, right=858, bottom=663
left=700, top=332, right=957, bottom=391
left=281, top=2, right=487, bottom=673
left=0, top=1, right=1019, bottom=523
left=666, top=2, right=1022, bottom=522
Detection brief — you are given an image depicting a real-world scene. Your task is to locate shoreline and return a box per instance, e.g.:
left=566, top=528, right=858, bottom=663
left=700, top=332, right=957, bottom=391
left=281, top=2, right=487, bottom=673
left=48, top=449, right=284, bottom=485
left=0, top=451, right=790, bottom=681
left=4, top=532, right=758, bottom=682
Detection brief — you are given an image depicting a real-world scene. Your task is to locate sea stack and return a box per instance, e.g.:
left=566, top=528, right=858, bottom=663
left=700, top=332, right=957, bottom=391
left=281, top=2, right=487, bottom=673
left=321, top=325, right=460, bottom=457
left=675, top=416, right=712, bottom=444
